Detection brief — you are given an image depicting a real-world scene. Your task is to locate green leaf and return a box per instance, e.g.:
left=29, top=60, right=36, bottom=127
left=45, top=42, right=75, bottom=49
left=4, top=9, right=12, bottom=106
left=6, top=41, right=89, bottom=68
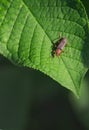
left=0, top=0, right=89, bottom=97
left=81, top=0, right=89, bottom=18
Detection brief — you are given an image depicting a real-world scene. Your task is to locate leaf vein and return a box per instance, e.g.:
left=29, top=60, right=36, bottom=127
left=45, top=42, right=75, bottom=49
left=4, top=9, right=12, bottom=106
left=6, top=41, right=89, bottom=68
left=17, top=14, right=29, bottom=59
left=6, top=5, right=23, bottom=55
left=40, top=34, right=46, bottom=65
left=28, top=24, right=38, bottom=60
left=0, top=0, right=13, bottom=27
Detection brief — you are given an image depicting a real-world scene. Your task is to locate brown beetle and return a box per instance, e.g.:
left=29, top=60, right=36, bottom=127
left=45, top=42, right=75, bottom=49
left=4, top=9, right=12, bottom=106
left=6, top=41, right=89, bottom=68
left=55, top=37, right=67, bottom=56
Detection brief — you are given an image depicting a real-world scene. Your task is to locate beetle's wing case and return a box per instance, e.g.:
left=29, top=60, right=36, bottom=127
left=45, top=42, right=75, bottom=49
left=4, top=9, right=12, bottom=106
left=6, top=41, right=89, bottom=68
left=57, top=38, right=67, bottom=50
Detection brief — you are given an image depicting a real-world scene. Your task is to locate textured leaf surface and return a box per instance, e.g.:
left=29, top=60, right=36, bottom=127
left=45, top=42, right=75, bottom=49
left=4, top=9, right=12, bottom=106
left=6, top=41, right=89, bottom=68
left=0, top=0, right=89, bottom=97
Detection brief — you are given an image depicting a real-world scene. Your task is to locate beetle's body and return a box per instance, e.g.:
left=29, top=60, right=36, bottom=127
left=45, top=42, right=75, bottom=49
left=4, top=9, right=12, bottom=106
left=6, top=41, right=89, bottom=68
left=55, top=37, right=67, bottom=56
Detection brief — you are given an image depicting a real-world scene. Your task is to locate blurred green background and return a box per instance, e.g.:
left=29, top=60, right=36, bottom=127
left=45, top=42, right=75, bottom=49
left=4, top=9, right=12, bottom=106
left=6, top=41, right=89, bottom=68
left=0, top=0, right=89, bottom=130
left=0, top=54, right=88, bottom=130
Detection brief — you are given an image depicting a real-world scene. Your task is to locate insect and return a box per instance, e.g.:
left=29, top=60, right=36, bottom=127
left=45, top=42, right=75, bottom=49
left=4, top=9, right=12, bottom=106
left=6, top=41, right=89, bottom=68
left=52, top=37, right=67, bottom=56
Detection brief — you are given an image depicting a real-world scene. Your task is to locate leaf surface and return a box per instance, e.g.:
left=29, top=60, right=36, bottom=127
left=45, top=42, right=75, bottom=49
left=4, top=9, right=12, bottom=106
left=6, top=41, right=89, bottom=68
left=0, top=0, right=89, bottom=97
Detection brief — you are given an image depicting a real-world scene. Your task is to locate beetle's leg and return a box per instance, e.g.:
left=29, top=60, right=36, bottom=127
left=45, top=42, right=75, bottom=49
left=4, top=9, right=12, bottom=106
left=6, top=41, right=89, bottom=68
left=58, top=32, right=62, bottom=39
left=51, top=49, right=55, bottom=57
left=59, top=33, right=60, bottom=38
